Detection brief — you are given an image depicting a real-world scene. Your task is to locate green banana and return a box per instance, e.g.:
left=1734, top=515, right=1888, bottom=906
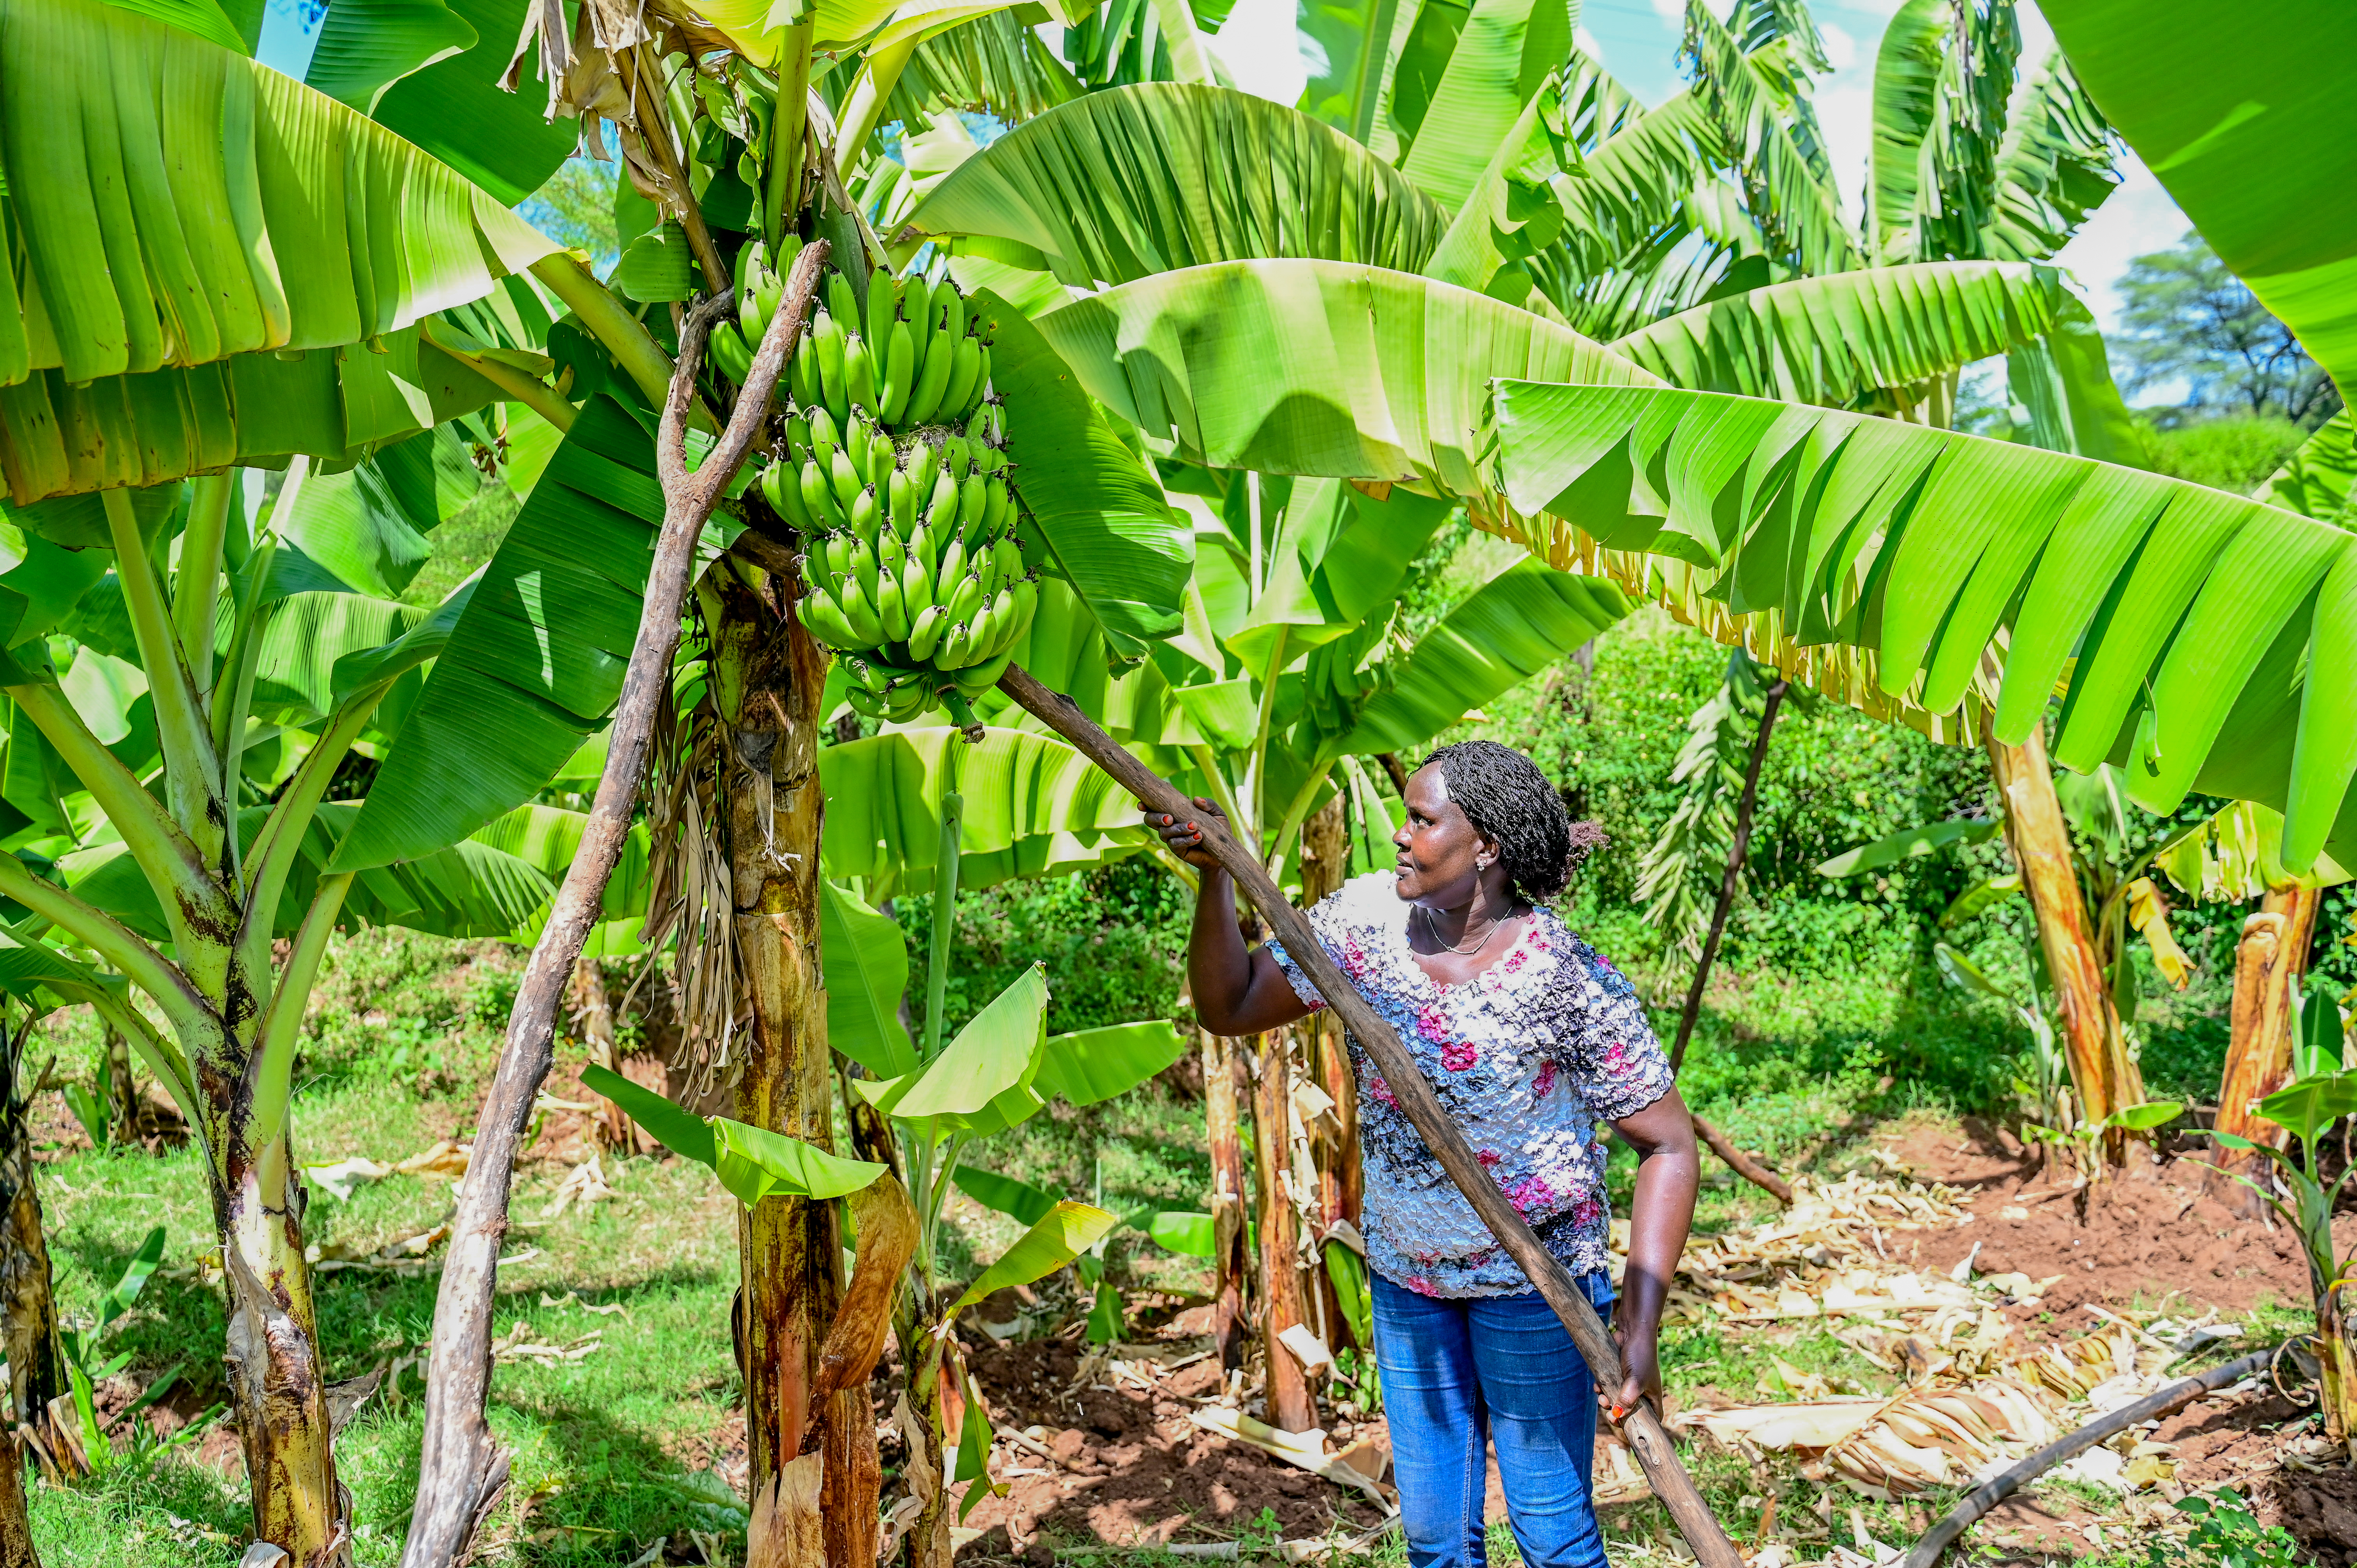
left=789, top=335, right=816, bottom=409
left=802, top=461, right=845, bottom=529
left=866, top=264, right=896, bottom=351
left=990, top=535, right=1024, bottom=591
left=956, top=473, right=988, bottom=547
left=849, top=531, right=882, bottom=605
left=956, top=643, right=1017, bottom=694
left=845, top=332, right=877, bottom=415
left=898, top=546, right=930, bottom=618
left=785, top=413, right=812, bottom=465
left=1008, top=573, right=1039, bottom=645
left=867, top=433, right=896, bottom=494
left=813, top=308, right=848, bottom=427
left=908, top=521, right=938, bottom=582
left=809, top=407, right=841, bottom=469
left=875, top=567, right=910, bottom=643
left=945, top=570, right=984, bottom=627
left=966, top=591, right=1001, bottom=658
left=926, top=467, right=959, bottom=525
left=902, top=274, right=936, bottom=383
left=827, top=270, right=860, bottom=333
left=935, top=620, right=972, bottom=671
left=979, top=472, right=1011, bottom=537
left=709, top=322, right=753, bottom=384
left=843, top=415, right=870, bottom=480
left=845, top=685, right=885, bottom=719
left=754, top=258, right=784, bottom=325
left=906, top=603, right=947, bottom=663
left=936, top=535, right=968, bottom=591
left=906, top=317, right=956, bottom=423
left=943, top=435, right=971, bottom=482
left=940, top=332, right=982, bottom=421
left=882, top=314, right=915, bottom=424
left=851, top=485, right=881, bottom=549
left=830, top=449, right=864, bottom=514
left=940, top=281, right=965, bottom=343
left=799, top=590, right=861, bottom=649
left=822, top=529, right=853, bottom=588
left=837, top=572, right=886, bottom=646
left=887, top=458, right=919, bottom=536
left=760, top=459, right=807, bottom=528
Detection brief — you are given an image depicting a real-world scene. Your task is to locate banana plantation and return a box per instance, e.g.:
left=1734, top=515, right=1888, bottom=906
left=0, top=0, right=2352, bottom=1560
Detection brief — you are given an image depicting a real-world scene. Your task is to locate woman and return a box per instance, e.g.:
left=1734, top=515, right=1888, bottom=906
left=1149, top=739, right=1699, bottom=1568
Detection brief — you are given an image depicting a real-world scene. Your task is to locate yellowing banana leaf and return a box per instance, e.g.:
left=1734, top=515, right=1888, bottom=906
left=1489, top=377, right=2357, bottom=872
left=952, top=1199, right=1120, bottom=1308
left=0, top=0, right=554, bottom=390
left=820, top=878, right=917, bottom=1079
left=1031, top=258, right=1656, bottom=496
left=819, top=725, right=1148, bottom=892
left=2039, top=0, right=2357, bottom=397
left=858, top=963, right=1048, bottom=1137
left=1030, top=1019, right=1187, bottom=1106
left=906, top=84, right=1448, bottom=288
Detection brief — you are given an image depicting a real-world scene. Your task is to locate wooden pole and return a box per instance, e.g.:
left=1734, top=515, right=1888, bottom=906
left=1668, top=679, right=1786, bottom=1073
left=1252, top=1030, right=1317, bottom=1434
left=998, top=666, right=1741, bottom=1568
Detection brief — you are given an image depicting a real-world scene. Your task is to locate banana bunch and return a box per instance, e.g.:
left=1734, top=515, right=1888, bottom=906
left=762, top=407, right=1039, bottom=723
left=705, top=237, right=799, bottom=385
left=783, top=262, right=995, bottom=432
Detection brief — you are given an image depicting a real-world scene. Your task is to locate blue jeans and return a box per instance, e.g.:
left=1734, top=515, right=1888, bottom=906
left=1372, top=1270, right=1616, bottom=1568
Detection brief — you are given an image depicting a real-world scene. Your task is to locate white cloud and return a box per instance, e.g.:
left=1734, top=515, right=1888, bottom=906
left=1208, top=0, right=1308, bottom=106
left=1818, top=21, right=1855, bottom=70
left=1648, top=0, right=1684, bottom=22
left=1576, top=24, right=1605, bottom=64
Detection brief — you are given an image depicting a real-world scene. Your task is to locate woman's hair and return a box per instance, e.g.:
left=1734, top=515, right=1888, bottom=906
left=1419, top=739, right=1607, bottom=904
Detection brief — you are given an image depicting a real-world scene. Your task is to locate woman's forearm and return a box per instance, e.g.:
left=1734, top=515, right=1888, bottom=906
left=1188, top=869, right=1256, bottom=1031
left=1622, top=1143, right=1698, bottom=1331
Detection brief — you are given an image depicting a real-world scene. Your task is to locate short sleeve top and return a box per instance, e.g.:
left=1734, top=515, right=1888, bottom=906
left=1263, top=872, right=1675, bottom=1298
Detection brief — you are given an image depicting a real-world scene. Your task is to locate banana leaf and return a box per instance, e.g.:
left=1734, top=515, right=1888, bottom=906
left=2039, top=0, right=2357, bottom=397
left=857, top=964, right=1050, bottom=1139
left=367, top=0, right=581, bottom=206
left=1394, top=0, right=1572, bottom=214
left=820, top=878, right=917, bottom=1079
left=1489, top=376, right=2357, bottom=873
left=1030, top=1019, right=1187, bottom=1106
left=0, top=0, right=553, bottom=390
left=952, top=1200, right=1120, bottom=1307
left=908, top=84, right=1448, bottom=288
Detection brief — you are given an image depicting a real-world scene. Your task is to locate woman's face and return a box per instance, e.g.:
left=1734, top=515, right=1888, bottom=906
left=1392, top=765, right=1498, bottom=907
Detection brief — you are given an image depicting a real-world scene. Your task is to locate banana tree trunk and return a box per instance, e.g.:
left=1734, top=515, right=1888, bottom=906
left=1251, top=1029, right=1316, bottom=1434
left=215, top=1143, right=341, bottom=1564
left=1201, top=1028, right=1250, bottom=1374
left=571, top=960, right=638, bottom=1157
left=0, top=1434, right=35, bottom=1568
left=712, top=562, right=880, bottom=1567
left=1985, top=721, right=2141, bottom=1137
left=102, top=1025, right=135, bottom=1146
left=2208, top=885, right=2320, bottom=1211
left=0, top=1031, right=60, bottom=1518
left=1299, top=796, right=1358, bottom=1346
left=2322, top=1278, right=2357, bottom=1464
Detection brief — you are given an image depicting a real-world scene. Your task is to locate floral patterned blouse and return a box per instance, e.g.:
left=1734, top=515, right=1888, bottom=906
left=1264, top=872, right=1675, bottom=1299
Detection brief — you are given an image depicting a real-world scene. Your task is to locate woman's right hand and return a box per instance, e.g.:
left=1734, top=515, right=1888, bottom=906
left=1141, top=795, right=1229, bottom=871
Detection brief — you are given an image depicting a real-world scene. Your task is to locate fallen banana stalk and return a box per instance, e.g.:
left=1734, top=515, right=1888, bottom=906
left=1903, top=1347, right=2272, bottom=1568
left=1000, top=664, right=1744, bottom=1568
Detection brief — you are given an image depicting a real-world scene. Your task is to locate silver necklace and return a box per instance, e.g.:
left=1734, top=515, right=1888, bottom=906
left=1420, top=903, right=1508, bottom=957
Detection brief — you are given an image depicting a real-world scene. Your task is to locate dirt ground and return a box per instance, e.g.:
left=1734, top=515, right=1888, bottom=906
left=939, top=1120, right=2357, bottom=1561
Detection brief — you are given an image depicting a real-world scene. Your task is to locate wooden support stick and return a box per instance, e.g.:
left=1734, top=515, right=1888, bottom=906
left=997, top=664, right=1742, bottom=1568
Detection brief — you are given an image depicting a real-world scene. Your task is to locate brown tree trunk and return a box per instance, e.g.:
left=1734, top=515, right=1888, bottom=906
left=1202, top=1029, right=1250, bottom=1375
left=2207, top=885, right=2320, bottom=1210
left=1251, top=1031, right=1316, bottom=1434
left=571, top=960, right=641, bottom=1157
left=102, top=1025, right=135, bottom=1146
left=0, top=1432, right=36, bottom=1568
left=715, top=563, right=879, bottom=1568
left=1298, top=795, right=1358, bottom=1344
left=0, top=1034, right=60, bottom=1509
left=1986, top=721, right=2141, bottom=1132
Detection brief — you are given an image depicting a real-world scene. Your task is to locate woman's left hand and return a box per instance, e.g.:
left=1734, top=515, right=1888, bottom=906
left=1602, top=1318, right=1663, bottom=1420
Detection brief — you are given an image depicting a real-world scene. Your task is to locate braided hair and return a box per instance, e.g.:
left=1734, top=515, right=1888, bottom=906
left=1420, top=739, right=1607, bottom=905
